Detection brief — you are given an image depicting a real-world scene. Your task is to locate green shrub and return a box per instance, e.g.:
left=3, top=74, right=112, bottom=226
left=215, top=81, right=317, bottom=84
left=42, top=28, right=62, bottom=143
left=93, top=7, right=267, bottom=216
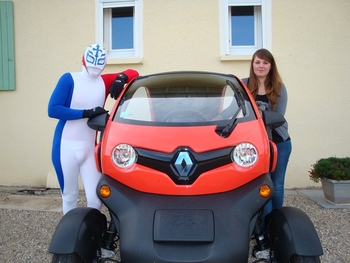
left=309, top=157, right=350, bottom=183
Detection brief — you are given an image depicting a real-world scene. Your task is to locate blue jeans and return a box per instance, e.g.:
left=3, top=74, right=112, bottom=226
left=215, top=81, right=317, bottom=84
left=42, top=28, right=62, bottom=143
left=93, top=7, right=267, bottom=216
left=263, top=139, right=292, bottom=218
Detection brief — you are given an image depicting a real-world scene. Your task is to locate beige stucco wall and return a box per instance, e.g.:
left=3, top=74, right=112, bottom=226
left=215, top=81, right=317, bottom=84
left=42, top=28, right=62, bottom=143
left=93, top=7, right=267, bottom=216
left=272, top=0, right=350, bottom=188
left=1, top=0, right=349, bottom=189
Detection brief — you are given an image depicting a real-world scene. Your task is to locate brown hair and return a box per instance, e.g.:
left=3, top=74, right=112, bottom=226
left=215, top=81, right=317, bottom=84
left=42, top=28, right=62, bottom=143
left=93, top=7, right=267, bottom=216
left=248, top=49, right=283, bottom=110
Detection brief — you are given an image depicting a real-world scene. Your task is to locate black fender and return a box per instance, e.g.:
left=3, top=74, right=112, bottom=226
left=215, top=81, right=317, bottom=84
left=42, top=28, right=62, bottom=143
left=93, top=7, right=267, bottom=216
left=266, top=206, right=323, bottom=263
left=49, top=207, right=107, bottom=263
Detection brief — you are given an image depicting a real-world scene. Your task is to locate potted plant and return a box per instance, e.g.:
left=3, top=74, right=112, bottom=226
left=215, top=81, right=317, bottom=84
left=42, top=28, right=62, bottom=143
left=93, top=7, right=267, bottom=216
left=309, top=157, right=350, bottom=205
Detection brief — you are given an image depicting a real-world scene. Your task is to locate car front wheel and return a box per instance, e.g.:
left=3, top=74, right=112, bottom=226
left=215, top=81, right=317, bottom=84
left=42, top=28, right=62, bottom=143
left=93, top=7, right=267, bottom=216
left=51, top=253, right=84, bottom=263
left=287, top=255, right=321, bottom=263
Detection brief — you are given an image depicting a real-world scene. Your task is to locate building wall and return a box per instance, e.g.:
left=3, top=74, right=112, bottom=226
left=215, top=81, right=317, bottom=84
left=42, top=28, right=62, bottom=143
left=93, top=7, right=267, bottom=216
left=272, top=0, right=350, bottom=188
left=0, top=0, right=349, bottom=189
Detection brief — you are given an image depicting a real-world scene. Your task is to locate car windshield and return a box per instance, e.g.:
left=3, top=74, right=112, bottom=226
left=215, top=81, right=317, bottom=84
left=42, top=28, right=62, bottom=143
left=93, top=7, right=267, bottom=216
left=114, top=72, right=255, bottom=126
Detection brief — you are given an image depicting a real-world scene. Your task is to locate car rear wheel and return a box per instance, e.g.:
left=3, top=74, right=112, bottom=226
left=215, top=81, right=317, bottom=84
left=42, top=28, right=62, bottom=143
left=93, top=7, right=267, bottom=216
left=51, top=253, right=84, bottom=263
left=287, top=255, right=321, bottom=263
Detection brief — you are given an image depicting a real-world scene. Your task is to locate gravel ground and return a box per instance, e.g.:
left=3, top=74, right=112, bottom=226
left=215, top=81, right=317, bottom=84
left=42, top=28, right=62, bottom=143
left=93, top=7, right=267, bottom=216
left=0, top=188, right=349, bottom=263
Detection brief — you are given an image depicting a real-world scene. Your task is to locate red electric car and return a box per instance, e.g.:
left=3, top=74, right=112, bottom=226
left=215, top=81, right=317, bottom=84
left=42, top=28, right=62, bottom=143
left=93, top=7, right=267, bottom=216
left=49, top=71, right=323, bottom=263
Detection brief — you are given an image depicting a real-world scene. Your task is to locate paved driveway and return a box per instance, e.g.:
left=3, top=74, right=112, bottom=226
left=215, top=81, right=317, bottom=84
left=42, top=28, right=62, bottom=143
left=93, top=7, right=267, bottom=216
left=0, top=187, right=349, bottom=262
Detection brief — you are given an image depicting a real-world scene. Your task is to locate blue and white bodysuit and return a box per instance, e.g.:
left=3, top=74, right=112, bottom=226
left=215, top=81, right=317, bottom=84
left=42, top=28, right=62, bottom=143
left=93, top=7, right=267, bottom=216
left=48, top=44, right=139, bottom=214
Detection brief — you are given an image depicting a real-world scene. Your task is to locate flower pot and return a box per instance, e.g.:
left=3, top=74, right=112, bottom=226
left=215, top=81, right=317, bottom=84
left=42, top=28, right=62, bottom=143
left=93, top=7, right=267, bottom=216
left=321, top=178, right=350, bottom=205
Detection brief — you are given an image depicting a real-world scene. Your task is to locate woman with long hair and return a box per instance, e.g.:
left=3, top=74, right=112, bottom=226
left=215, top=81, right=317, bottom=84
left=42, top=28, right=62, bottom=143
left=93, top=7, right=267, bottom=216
left=242, top=48, right=292, bottom=259
left=242, top=48, right=292, bottom=217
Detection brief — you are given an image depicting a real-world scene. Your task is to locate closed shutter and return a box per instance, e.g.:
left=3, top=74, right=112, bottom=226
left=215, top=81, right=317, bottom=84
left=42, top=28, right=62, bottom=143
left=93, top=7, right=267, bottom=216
left=0, top=1, right=15, bottom=91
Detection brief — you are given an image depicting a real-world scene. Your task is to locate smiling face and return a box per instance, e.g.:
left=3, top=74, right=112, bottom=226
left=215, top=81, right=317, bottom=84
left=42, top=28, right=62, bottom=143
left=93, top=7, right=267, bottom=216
left=253, top=56, right=271, bottom=79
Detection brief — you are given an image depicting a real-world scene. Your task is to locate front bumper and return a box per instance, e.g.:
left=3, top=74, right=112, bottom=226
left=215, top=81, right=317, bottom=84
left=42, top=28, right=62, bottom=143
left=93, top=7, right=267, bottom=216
left=97, top=173, right=273, bottom=263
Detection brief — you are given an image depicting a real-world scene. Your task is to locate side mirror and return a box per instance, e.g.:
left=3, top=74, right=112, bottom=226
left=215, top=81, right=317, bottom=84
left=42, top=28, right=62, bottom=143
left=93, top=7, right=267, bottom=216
left=87, top=112, right=109, bottom=131
left=262, top=111, right=286, bottom=129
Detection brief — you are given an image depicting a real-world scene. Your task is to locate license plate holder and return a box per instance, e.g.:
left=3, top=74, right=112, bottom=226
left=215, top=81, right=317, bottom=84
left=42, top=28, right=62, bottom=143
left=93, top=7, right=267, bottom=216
left=153, top=209, right=214, bottom=242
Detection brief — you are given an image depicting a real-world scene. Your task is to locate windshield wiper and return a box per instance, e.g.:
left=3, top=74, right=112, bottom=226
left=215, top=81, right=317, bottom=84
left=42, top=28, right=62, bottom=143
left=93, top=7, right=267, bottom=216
left=219, top=80, right=247, bottom=138
left=227, top=80, right=246, bottom=116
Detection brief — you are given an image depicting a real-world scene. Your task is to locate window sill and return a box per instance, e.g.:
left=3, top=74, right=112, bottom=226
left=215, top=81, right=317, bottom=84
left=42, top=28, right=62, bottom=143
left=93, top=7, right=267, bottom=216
left=107, top=57, right=143, bottom=65
left=220, top=55, right=252, bottom=61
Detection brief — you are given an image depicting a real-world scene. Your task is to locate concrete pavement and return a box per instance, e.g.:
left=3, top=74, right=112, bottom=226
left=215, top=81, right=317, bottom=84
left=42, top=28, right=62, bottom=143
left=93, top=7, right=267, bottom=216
left=0, top=186, right=62, bottom=212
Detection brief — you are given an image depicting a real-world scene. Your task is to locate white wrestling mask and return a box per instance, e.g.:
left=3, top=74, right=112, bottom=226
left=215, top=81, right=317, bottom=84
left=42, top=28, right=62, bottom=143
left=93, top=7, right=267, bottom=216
left=82, top=44, right=107, bottom=77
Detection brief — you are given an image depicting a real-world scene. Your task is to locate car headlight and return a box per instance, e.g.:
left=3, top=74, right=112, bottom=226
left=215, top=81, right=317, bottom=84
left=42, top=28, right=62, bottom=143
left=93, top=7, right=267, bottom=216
left=232, top=142, right=258, bottom=167
left=112, top=144, right=138, bottom=168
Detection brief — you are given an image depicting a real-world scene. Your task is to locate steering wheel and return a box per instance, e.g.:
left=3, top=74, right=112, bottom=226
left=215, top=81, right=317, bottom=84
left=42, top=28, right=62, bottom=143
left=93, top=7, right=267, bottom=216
left=161, top=108, right=208, bottom=122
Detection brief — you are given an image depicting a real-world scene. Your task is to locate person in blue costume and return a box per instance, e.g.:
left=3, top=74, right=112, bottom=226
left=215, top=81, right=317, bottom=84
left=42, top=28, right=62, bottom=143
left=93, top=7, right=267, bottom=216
left=48, top=44, right=139, bottom=214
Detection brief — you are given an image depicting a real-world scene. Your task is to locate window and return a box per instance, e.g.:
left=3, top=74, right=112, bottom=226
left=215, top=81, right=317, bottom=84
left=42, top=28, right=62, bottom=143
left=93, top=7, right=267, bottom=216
left=220, top=0, right=271, bottom=58
left=97, top=0, right=143, bottom=62
left=111, top=7, right=133, bottom=49
left=231, top=6, right=255, bottom=46
left=0, top=1, right=15, bottom=90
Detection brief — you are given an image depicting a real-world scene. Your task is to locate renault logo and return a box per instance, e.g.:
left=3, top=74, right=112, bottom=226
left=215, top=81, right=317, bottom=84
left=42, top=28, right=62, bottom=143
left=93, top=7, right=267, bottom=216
left=174, top=151, right=194, bottom=178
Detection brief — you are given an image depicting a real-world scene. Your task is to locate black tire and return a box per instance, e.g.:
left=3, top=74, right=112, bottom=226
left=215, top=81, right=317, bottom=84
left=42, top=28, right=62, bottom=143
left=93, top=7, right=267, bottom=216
left=51, top=253, right=84, bottom=263
left=288, top=255, right=321, bottom=263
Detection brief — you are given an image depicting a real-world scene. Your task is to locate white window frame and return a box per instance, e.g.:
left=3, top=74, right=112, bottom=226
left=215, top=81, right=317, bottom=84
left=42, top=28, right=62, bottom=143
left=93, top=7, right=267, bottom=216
left=219, top=0, right=271, bottom=59
left=96, top=0, right=143, bottom=63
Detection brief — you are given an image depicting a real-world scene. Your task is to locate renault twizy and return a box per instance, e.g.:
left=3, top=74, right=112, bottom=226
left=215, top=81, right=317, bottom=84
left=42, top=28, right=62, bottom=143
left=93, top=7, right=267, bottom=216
left=49, top=71, right=323, bottom=263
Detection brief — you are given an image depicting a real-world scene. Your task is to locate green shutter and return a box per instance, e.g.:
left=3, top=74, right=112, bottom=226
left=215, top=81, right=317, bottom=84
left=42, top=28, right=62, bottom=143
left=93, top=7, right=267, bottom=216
left=0, top=1, right=15, bottom=91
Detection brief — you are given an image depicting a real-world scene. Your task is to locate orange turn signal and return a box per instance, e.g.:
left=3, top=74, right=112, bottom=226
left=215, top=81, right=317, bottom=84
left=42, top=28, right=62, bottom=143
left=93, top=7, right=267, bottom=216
left=99, top=185, right=111, bottom=198
left=259, top=184, right=271, bottom=198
